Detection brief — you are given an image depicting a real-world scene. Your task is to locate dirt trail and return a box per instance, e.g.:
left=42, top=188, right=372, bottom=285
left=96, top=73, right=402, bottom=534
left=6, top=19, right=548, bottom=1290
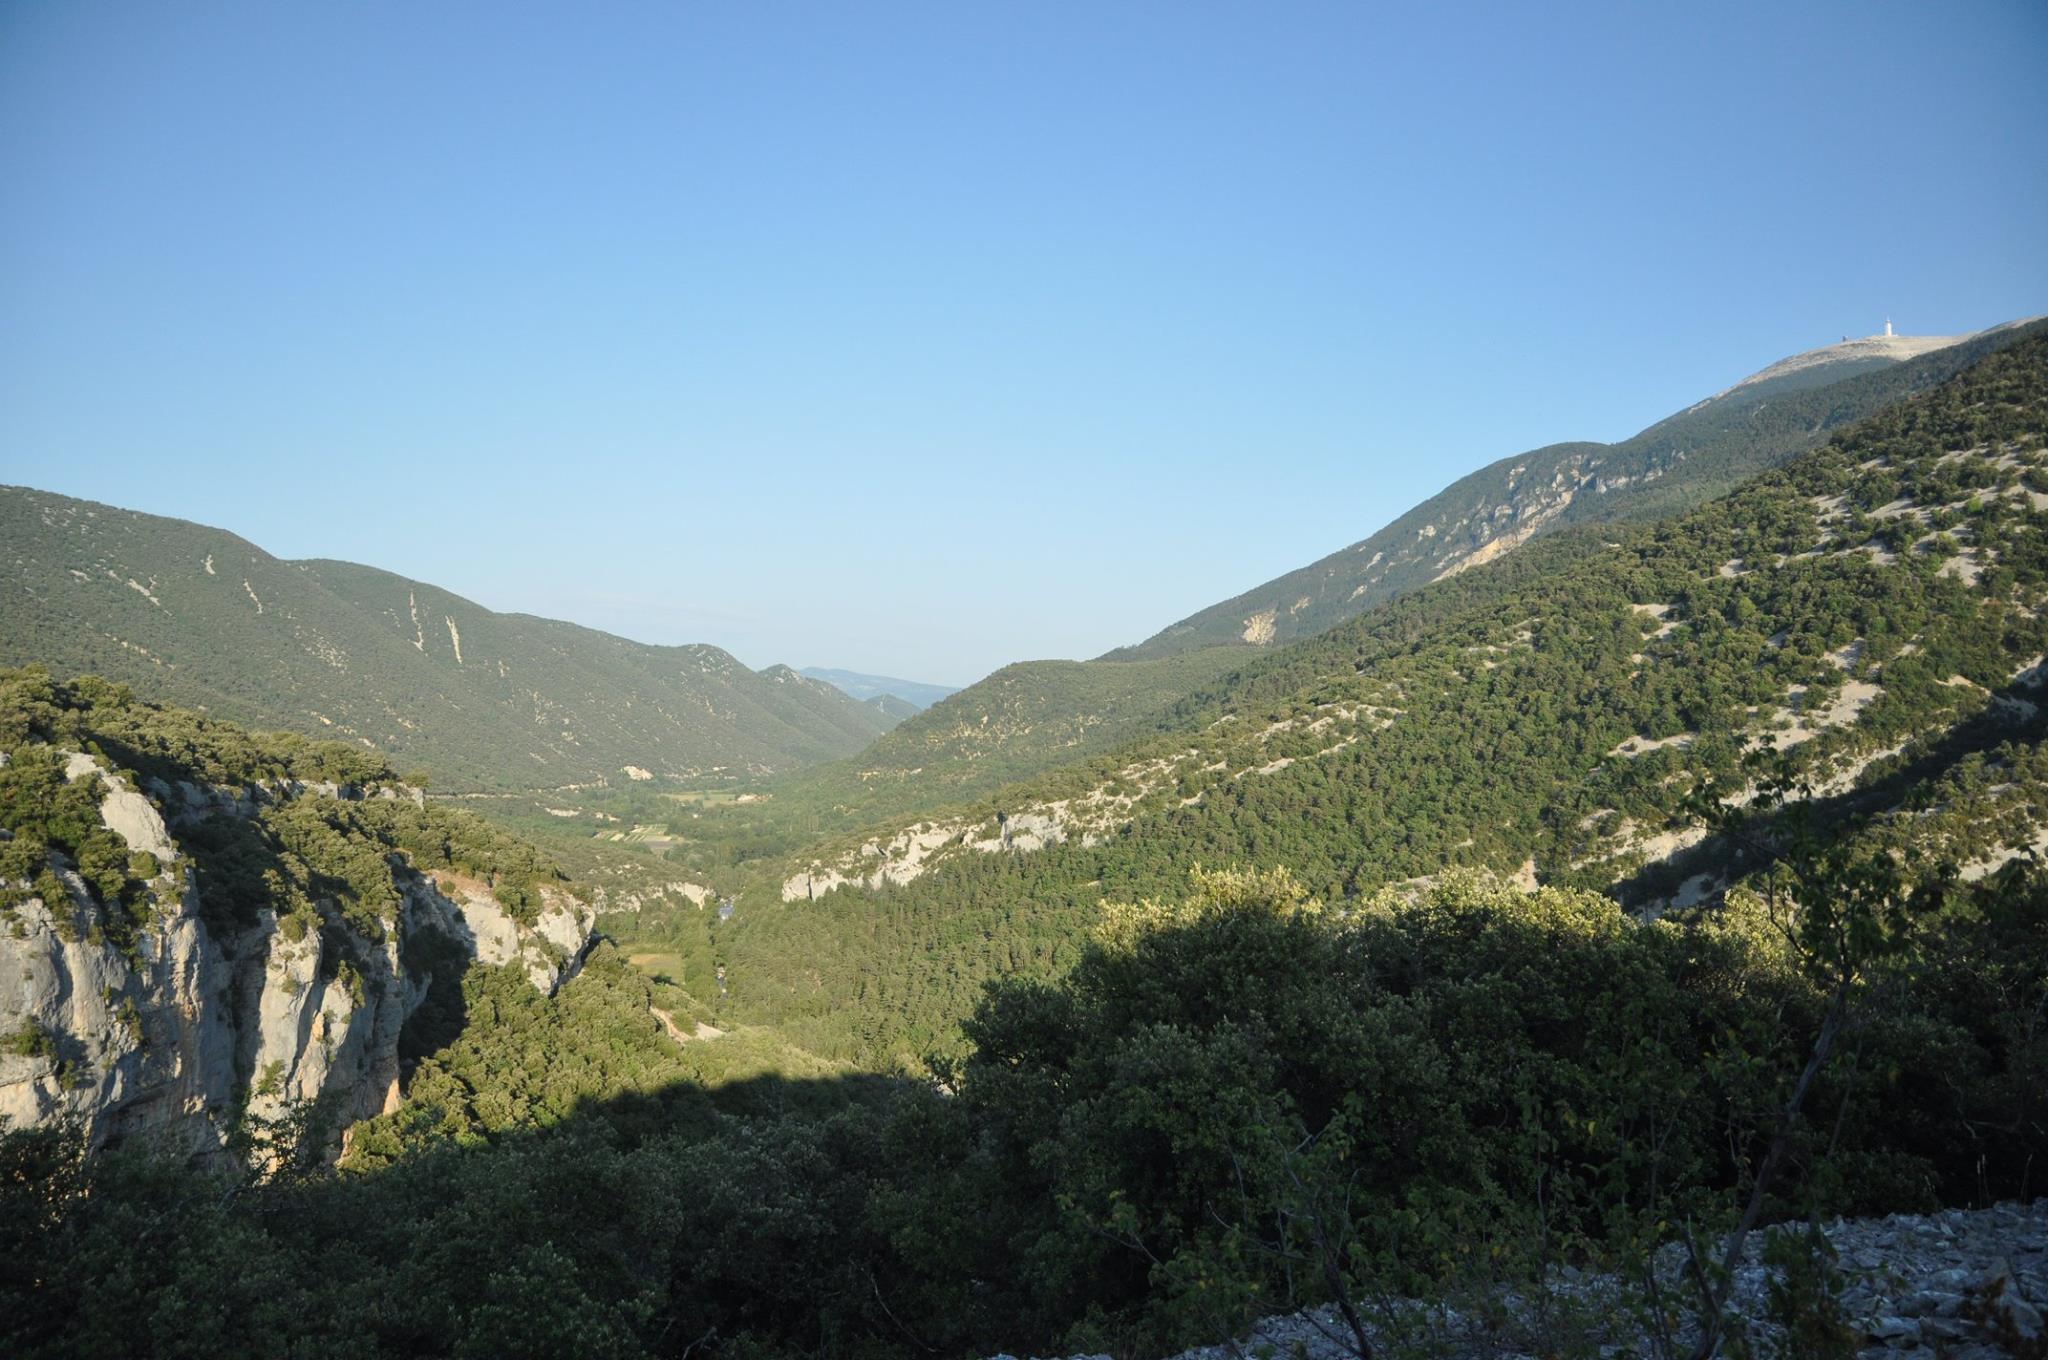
left=650, top=1006, right=725, bottom=1045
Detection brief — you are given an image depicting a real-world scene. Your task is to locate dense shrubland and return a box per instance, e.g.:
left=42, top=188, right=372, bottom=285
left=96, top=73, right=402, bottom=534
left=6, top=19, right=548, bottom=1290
left=4, top=859, right=2043, bottom=1358
left=0, top=743, right=157, bottom=937
left=7, top=338, right=2048, bottom=1358
left=0, top=667, right=573, bottom=937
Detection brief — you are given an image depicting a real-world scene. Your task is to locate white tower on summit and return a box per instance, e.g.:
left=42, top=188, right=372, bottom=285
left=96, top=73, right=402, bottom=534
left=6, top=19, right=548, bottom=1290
left=1885, top=318, right=1895, bottom=337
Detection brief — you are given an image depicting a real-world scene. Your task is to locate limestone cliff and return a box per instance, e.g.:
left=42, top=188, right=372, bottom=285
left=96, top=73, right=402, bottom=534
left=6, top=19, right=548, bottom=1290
left=0, top=752, right=593, bottom=1160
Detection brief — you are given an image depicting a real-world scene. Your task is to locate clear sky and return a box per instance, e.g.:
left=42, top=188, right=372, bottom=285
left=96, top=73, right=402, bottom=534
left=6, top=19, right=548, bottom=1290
left=4, top=2, right=2044, bottom=685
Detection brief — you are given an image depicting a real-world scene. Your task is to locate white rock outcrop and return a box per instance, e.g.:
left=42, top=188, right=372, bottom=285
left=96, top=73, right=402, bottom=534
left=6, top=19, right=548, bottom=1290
left=0, top=755, right=594, bottom=1161
left=415, top=884, right=594, bottom=994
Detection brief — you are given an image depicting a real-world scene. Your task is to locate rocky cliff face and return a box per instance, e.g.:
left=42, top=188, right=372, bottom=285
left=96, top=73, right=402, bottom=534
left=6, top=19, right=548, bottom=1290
left=0, top=754, right=593, bottom=1161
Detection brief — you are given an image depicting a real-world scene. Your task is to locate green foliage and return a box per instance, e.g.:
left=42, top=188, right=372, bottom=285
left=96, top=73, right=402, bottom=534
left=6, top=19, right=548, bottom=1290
left=684, top=329, right=2048, bottom=1070
left=939, top=864, right=2048, bottom=1352
left=780, top=647, right=1254, bottom=820
left=6, top=857, right=2041, bottom=1359
left=0, top=666, right=575, bottom=944
left=0, top=665, right=391, bottom=791
left=346, top=947, right=707, bottom=1162
left=5, top=297, right=2048, bottom=1360
left=1740, top=1226, right=1859, bottom=1360
left=2, top=1021, right=55, bottom=1060
left=948, top=870, right=1724, bottom=1347
left=0, top=740, right=152, bottom=948
left=0, top=497, right=896, bottom=792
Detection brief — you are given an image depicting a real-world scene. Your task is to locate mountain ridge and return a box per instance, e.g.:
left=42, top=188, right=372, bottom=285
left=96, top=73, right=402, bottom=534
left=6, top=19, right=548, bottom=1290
left=1708, top=316, right=2041, bottom=403
left=797, top=666, right=960, bottom=711
left=726, top=320, right=2048, bottom=826
left=701, top=327, right=2048, bottom=1065
left=0, top=488, right=895, bottom=791
left=1107, top=317, right=2045, bottom=661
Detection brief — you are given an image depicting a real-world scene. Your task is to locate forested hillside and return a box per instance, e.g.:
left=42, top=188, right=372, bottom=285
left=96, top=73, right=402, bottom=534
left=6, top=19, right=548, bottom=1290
left=689, top=327, right=2048, bottom=1066
left=545, top=327, right=2047, bottom=856
left=8, top=676, right=2043, bottom=1357
left=11, top=336, right=2048, bottom=1358
left=760, top=646, right=1252, bottom=828
left=850, top=648, right=1247, bottom=789
left=12, top=4, right=2046, bottom=1352
left=1111, top=319, right=2040, bottom=660
left=0, top=491, right=895, bottom=790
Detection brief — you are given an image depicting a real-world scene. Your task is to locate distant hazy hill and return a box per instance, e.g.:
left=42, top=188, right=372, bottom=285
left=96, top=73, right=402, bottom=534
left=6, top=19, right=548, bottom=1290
left=799, top=667, right=959, bottom=710
left=1109, top=319, right=2044, bottom=660
left=773, top=647, right=1249, bottom=824
left=0, top=488, right=894, bottom=790
left=863, top=693, right=920, bottom=723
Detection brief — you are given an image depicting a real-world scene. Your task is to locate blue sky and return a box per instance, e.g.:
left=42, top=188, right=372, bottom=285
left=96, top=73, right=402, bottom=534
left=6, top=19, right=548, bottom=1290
left=4, top=2, right=2044, bottom=684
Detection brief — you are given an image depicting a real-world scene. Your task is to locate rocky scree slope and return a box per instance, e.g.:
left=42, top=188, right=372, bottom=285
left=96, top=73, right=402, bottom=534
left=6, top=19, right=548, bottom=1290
left=0, top=488, right=895, bottom=791
left=1112, top=319, right=2042, bottom=661
left=0, top=670, right=594, bottom=1159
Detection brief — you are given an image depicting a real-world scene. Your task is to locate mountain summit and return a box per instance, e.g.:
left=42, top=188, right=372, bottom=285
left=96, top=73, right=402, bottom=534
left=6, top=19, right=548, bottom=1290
left=1706, top=320, right=2035, bottom=402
